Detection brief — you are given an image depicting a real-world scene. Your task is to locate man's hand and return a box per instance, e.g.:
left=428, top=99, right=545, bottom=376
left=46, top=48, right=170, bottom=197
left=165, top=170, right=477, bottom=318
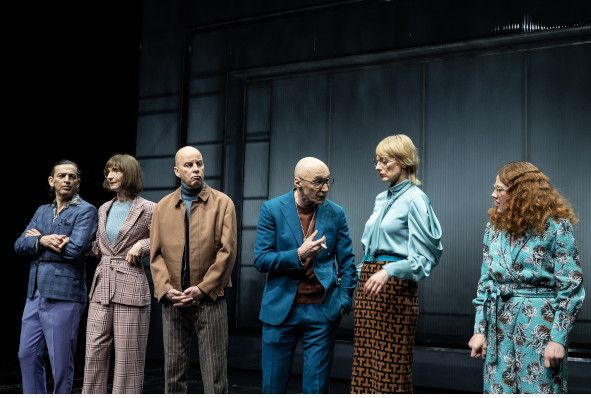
left=25, top=228, right=41, bottom=237
left=57, top=236, right=69, bottom=250
left=363, top=269, right=389, bottom=299
left=468, top=333, right=488, bottom=359
left=183, top=286, right=206, bottom=303
left=297, top=230, right=326, bottom=261
left=544, top=341, right=565, bottom=368
left=166, top=287, right=205, bottom=308
left=39, top=234, right=68, bottom=253
left=167, top=289, right=191, bottom=307
left=126, top=241, right=143, bottom=265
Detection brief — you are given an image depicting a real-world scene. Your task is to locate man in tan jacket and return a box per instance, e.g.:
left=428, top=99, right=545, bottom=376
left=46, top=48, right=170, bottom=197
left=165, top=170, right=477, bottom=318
left=150, top=146, right=237, bottom=393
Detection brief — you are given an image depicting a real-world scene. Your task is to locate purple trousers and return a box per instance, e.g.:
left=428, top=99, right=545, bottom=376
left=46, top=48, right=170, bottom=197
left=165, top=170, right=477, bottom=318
left=18, top=291, right=85, bottom=393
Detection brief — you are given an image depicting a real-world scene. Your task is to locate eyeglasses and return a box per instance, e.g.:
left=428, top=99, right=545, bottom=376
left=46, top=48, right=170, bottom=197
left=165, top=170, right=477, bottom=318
left=374, top=157, right=396, bottom=166
left=299, top=177, right=335, bottom=189
left=492, top=185, right=508, bottom=193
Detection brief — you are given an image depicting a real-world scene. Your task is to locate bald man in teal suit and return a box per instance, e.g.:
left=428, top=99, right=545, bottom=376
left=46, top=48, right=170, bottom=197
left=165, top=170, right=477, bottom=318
left=254, top=157, right=357, bottom=393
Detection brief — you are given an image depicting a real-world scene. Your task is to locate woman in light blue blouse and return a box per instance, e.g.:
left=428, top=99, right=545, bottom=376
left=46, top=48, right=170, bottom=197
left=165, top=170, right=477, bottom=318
left=351, top=134, right=443, bottom=393
left=468, top=161, right=584, bottom=393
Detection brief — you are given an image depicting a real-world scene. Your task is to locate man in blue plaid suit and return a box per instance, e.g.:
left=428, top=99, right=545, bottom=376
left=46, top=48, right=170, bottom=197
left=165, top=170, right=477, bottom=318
left=15, top=160, right=97, bottom=393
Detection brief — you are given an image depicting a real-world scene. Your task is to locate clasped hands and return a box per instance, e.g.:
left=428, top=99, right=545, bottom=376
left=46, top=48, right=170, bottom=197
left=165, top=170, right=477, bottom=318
left=166, top=286, right=206, bottom=308
left=25, top=228, right=69, bottom=253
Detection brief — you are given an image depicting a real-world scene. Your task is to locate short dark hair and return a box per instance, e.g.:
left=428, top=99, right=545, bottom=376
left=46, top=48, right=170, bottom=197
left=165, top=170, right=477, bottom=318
left=51, top=159, right=80, bottom=178
left=103, top=154, right=144, bottom=195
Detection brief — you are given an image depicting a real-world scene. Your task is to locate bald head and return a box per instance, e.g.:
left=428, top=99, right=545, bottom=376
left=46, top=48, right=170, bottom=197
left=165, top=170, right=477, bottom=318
left=294, top=157, right=329, bottom=179
left=175, top=146, right=201, bottom=166
left=174, top=146, right=205, bottom=189
left=293, top=157, right=331, bottom=207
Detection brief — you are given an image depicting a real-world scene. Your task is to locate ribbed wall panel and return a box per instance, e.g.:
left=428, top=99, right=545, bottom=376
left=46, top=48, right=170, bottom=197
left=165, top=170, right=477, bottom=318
left=269, top=75, right=329, bottom=198
left=136, top=114, right=179, bottom=157
left=527, top=43, right=591, bottom=342
left=139, top=157, right=177, bottom=188
left=423, top=53, right=524, bottom=320
left=330, top=64, right=423, bottom=269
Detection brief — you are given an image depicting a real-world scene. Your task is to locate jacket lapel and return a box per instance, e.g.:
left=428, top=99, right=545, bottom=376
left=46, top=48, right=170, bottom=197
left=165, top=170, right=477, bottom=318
left=113, top=196, right=144, bottom=252
left=314, top=202, right=328, bottom=241
left=280, top=192, right=303, bottom=246
left=97, top=199, right=116, bottom=254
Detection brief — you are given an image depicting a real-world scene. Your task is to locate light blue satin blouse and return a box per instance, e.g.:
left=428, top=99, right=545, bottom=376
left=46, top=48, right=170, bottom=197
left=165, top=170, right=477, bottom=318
left=359, top=180, right=443, bottom=281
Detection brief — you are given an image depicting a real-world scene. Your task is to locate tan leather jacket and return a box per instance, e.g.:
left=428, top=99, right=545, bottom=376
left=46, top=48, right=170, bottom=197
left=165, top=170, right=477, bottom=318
left=150, top=184, right=237, bottom=301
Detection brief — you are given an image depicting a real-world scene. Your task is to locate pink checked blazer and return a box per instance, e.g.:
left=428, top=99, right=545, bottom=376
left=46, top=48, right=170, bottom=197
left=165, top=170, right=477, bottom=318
left=88, top=196, right=155, bottom=307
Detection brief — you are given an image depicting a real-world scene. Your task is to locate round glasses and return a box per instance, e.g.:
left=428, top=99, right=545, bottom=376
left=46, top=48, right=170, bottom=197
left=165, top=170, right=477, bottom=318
left=374, top=157, right=396, bottom=167
left=299, top=177, right=335, bottom=189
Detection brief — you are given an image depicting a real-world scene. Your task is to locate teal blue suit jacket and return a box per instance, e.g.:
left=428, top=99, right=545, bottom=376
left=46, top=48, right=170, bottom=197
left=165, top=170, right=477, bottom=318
left=254, top=191, right=357, bottom=325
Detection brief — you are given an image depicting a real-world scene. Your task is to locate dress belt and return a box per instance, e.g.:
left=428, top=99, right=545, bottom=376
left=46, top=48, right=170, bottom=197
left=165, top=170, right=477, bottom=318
left=362, top=253, right=403, bottom=263
left=483, top=283, right=555, bottom=364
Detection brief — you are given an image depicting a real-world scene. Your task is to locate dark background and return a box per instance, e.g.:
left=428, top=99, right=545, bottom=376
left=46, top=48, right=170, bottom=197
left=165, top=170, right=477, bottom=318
left=3, top=0, right=590, bottom=392
left=4, top=1, right=142, bottom=378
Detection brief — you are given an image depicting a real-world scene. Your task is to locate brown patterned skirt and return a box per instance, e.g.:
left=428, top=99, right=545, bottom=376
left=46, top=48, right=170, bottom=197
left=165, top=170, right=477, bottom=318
left=351, top=261, right=419, bottom=394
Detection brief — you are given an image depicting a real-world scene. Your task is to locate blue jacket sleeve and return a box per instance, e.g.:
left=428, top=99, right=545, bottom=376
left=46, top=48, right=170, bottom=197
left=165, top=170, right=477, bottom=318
left=60, top=205, right=98, bottom=261
left=14, top=206, right=44, bottom=256
left=254, top=202, right=301, bottom=273
left=335, top=208, right=357, bottom=312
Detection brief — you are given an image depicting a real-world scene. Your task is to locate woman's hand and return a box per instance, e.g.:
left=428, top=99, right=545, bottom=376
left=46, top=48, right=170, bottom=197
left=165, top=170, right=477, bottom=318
left=544, top=341, right=565, bottom=368
left=363, top=269, right=389, bottom=299
left=469, top=333, right=488, bottom=359
left=125, top=241, right=143, bottom=265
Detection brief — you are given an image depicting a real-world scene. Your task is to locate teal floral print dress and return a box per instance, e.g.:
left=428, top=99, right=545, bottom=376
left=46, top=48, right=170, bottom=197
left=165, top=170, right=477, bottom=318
left=472, top=218, right=585, bottom=393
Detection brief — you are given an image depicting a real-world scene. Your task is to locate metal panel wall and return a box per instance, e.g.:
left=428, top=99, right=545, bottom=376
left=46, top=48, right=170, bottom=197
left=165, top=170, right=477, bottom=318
left=422, top=52, right=524, bottom=342
left=268, top=74, right=330, bottom=197
left=235, top=42, right=591, bottom=348
left=527, top=44, right=591, bottom=343
left=238, top=80, right=272, bottom=329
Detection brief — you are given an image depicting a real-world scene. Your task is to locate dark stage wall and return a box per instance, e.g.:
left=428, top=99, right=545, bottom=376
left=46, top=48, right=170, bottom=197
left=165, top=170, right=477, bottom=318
left=135, top=0, right=590, bottom=392
left=5, top=0, right=590, bottom=393
left=4, top=1, right=142, bottom=380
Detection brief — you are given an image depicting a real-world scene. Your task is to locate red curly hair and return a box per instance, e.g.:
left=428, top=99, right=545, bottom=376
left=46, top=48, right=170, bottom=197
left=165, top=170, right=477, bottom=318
left=488, top=161, right=578, bottom=236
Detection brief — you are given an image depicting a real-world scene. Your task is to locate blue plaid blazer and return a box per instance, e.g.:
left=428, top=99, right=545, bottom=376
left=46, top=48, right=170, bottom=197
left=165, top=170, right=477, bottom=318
left=15, top=196, right=98, bottom=303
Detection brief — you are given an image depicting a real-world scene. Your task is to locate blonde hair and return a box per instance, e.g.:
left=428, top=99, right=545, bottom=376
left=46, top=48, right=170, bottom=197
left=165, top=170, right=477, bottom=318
left=376, top=133, right=421, bottom=185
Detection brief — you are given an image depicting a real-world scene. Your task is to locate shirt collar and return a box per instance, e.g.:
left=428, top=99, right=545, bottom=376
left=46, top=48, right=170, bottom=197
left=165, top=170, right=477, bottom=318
left=52, top=193, right=81, bottom=208
left=387, top=179, right=411, bottom=197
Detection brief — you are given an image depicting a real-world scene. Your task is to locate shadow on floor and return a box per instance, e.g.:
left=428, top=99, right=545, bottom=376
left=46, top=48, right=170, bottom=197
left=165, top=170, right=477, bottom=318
left=0, top=359, right=465, bottom=393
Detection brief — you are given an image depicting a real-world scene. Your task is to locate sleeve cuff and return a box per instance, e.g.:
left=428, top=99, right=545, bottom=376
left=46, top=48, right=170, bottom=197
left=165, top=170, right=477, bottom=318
left=383, top=260, right=413, bottom=280
left=550, top=329, right=567, bottom=347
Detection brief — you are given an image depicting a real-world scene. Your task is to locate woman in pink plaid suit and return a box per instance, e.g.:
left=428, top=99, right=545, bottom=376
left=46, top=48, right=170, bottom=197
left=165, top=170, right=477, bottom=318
left=82, top=154, right=155, bottom=393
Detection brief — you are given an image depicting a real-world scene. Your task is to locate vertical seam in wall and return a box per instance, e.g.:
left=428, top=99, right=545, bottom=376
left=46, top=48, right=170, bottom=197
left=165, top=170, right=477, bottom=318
left=221, top=72, right=228, bottom=193
left=327, top=73, right=333, bottom=166
left=421, top=63, right=427, bottom=185
left=523, top=52, right=529, bottom=161
left=267, top=80, right=273, bottom=199
left=179, top=31, right=192, bottom=148
left=236, top=77, right=248, bottom=328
